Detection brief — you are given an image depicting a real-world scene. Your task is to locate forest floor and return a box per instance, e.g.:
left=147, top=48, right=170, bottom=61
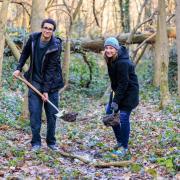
left=0, top=90, right=179, bottom=180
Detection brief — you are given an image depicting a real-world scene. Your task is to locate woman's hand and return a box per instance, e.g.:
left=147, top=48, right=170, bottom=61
left=111, top=102, right=119, bottom=112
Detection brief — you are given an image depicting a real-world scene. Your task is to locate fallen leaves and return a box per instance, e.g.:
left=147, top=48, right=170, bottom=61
left=0, top=93, right=179, bottom=179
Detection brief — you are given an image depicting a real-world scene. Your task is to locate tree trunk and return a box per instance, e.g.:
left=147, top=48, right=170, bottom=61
left=156, top=0, right=170, bottom=108
left=22, top=7, right=29, bottom=30
left=5, top=34, right=30, bottom=120
left=73, top=27, right=175, bottom=53
left=62, top=28, right=72, bottom=88
left=119, top=0, right=130, bottom=32
left=7, top=26, right=176, bottom=54
left=0, top=0, right=11, bottom=88
left=153, top=30, right=161, bottom=86
left=62, top=0, right=83, bottom=88
left=14, top=4, right=22, bottom=28
left=5, top=34, right=28, bottom=72
left=5, top=34, right=20, bottom=61
left=31, top=0, right=46, bottom=32
left=56, top=0, right=61, bottom=32
left=119, top=0, right=124, bottom=31
left=176, top=0, right=180, bottom=96
left=124, top=0, right=130, bottom=33
left=21, top=0, right=46, bottom=118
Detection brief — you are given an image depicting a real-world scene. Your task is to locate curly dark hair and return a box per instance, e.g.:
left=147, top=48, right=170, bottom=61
left=41, top=18, right=56, bottom=31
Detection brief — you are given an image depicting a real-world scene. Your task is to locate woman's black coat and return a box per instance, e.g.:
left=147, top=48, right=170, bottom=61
left=107, top=46, right=139, bottom=112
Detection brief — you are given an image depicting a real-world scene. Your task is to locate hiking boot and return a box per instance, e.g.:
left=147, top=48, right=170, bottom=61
left=113, top=142, right=122, bottom=150
left=112, top=147, right=128, bottom=157
left=31, top=145, right=41, bottom=152
left=48, top=144, right=59, bottom=151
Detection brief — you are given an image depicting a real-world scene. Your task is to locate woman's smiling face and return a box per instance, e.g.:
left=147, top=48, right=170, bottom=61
left=104, top=45, right=118, bottom=58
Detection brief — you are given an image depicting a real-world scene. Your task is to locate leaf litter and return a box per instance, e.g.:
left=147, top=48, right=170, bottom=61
left=0, top=94, right=179, bottom=179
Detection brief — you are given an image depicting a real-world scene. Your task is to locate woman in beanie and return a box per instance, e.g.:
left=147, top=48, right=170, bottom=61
left=104, top=37, right=139, bottom=156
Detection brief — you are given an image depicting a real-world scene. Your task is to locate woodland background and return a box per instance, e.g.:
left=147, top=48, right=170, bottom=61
left=0, top=0, right=179, bottom=179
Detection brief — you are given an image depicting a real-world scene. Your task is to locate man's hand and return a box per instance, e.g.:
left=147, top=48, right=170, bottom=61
left=42, top=93, right=48, bottom=102
left=111, top=102, right=119, bottom=112
left=13, top=70, right=21, bottom=78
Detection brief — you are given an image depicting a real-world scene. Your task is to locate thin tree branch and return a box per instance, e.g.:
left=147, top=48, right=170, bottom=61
left=14, top=2, right=31, bottom=17
left=134, top=32, right=155, bottom=53
left=63, top=0, right=71, bottom=14
left=134, top=43, right=148, bottom=65
left=46, top=0, right=55, bottom=9
left=133, top=12, right=174, bottom=58
left=72, top=0, right=83, bottom=20
left=46, top=3, right=64, bottom=11
left=0, top=0, right=31, bottom=17
left=92, top=0, right=100, bottom=27
left=0, top=0, right=31, bottom=7
left=166, top=13, right=175, bottom=23
left=126, top=0, right=149, bottom=44
left=80, top=52, right=92, bottom=88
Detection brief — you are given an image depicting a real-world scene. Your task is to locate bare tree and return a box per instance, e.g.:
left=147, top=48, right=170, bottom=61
left=155, top=0, right=170, bottom=108
left=119, top=0, right=130, bottom=33
left=31, top=0, right=46, bottom=32
left=126, top=0, right=149, bottom=45
left=176, top=0, right=180, bottom=96
left=21, top=0, right=46, bottom=118
left=62, top=0, right=83, bottom=89
left=0, top=0, right=11, bottom=88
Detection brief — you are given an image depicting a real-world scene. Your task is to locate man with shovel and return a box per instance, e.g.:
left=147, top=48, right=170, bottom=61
left=13, top=18, right=64, bottom=151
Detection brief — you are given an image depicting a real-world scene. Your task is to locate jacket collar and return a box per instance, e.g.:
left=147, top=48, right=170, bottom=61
left=30, top=32, right=61, bottom=52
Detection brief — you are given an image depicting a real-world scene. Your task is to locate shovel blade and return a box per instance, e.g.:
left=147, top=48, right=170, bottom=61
left=55, top=110, right=65, bottom=118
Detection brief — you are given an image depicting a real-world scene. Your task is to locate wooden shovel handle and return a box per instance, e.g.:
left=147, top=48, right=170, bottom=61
left=15, top=75, right=44, bottom=99
left=15, top=75, right=61, bottom=114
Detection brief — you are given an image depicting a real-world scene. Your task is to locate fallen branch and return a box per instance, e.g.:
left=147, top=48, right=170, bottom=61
left=133, top=33, right=155, bottom=53
left=132, top=14, right=175, bottom=60
left=58, top=150, right=91, bottom=164
left=126, top=0, right=149, bottom=45
left=94, top=160, right=133, bottom=168
left=58, top=150, right=133, bottom=168
left=5, top=33, right=28, bottom=71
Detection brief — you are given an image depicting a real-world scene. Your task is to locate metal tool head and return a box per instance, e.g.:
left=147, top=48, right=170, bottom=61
left=55, top=109, right=65, bottom=118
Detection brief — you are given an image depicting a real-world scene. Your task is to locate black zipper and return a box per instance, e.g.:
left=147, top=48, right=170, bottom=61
left=30, top=40, right=34, bottom=81
left=41, top=47, right=58, bottom=75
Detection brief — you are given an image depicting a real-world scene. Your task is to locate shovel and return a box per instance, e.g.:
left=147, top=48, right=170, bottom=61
left=15, top=75, right=65, bottom=118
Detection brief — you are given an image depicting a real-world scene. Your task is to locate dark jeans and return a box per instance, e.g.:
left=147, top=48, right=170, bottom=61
left=28, top=81, right=59, bottom=146
left=106, top=102, right=131, bottom=149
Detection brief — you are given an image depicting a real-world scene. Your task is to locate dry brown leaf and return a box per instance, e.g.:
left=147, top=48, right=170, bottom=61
left=0, top=125, right=10, bottom=130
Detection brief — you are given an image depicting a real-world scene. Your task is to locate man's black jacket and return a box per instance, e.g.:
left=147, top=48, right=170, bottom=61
left=107, top=46, right=139, bottom=112
left=16, top=32, right=64, bottom=93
